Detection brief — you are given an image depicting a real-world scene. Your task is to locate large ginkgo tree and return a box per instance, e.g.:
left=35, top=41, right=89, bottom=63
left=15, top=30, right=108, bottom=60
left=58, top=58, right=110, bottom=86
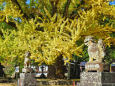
left=0, top=0, right=115, bottom=78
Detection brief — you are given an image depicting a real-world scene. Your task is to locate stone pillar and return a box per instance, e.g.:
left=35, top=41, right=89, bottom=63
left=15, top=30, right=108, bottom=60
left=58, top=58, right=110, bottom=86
left=79, top=72, right=115, bottom=86
left=18, top=73, right=36, bottom=86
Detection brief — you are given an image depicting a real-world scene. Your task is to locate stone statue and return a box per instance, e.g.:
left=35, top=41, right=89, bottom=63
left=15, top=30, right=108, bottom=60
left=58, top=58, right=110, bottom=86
left=18, top=52, right=36, bottom=86
left=84, top=36, right=105, bottom=62
left=24, top=52, right=31, bottom=68
left=22, top=51, right=32, bottom=73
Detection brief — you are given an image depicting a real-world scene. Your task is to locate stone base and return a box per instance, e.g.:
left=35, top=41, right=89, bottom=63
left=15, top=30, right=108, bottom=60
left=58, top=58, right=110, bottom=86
left=85, top=62, right=104, bottom=72
left=79, top=72, right=115, bottom=86
left=22, top=68, right=33, bottom=73
left=18, top=73, right=36, bottom=86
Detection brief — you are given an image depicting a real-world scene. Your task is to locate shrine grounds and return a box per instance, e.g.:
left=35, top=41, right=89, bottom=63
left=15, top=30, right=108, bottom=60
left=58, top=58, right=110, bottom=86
left=0, top=79, right=80, bottom=86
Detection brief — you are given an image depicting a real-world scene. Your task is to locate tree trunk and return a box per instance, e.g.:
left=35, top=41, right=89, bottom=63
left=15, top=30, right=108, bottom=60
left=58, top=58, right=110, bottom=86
left=47, top=55, right=67, bottom=79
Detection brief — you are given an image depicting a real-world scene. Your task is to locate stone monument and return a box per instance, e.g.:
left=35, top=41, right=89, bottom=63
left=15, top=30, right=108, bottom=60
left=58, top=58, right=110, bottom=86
left=18, top=52, right=36, bottom=86
left=78, top=36, right=115, bottom=86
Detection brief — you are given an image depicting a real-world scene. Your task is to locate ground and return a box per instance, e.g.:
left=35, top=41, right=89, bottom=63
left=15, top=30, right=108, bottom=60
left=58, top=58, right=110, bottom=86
left=0, top=83, right=16, bottom=86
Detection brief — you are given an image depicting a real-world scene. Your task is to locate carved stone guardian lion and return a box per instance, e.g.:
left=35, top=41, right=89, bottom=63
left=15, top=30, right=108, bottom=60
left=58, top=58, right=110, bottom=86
left=84, top=36, right=105, bottom=62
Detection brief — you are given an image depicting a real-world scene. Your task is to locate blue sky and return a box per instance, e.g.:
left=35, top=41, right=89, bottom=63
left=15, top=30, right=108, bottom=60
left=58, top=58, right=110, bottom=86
left=26, top=0, right=30, bottom=5
left=109, top=0, right=115, bottom=5
left=26, top=0, right=38, bottom=5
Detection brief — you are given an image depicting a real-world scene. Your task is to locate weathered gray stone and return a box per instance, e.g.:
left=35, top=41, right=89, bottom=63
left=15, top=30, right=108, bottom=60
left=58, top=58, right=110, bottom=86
left=80, top=72, right=102, bottom=82
left=85, top=62, right=104, bottom=72
left=18, top=73, right=36, bottom=86
left=79, top=72, right=115, bottom=86
left=102, top=83, right=115, bottom=86
left=102, top=72, right=115, bottom=83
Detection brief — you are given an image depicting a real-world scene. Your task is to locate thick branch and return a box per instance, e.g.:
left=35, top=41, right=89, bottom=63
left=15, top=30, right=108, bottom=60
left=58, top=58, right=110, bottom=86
left=5, top=21, right=17, bottom=29
left=63, top=0, right=71, bottom=18
left=11, top=0, right=29, bottom=19
left=0, top=31, right=3, bottom=36
left=1, top=16, right=17, bottom=29
left=69, top=0, right=86, bottom=19
left=50, top=0, right=59, bottom=16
